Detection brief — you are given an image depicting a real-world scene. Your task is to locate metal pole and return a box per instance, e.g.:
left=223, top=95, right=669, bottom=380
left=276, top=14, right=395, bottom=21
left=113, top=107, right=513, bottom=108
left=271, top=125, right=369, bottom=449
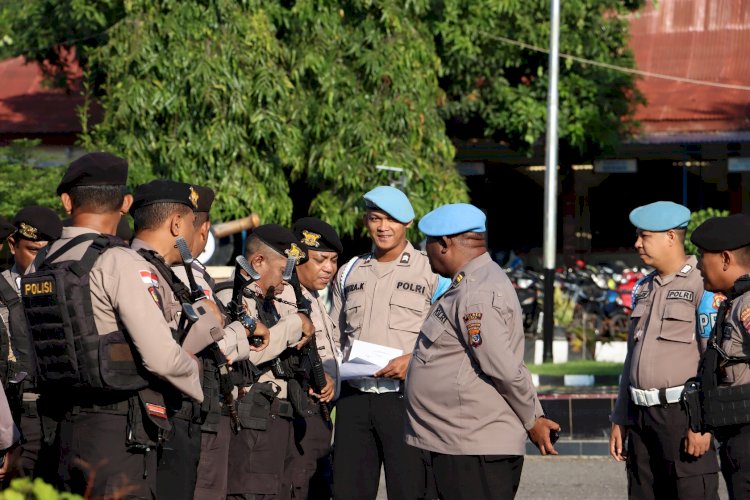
left=542, top=0, right=561, bottom=363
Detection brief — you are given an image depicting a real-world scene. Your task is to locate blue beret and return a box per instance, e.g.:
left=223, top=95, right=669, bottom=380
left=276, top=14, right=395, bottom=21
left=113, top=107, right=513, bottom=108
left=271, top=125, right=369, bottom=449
left=629, top=201, right=690, bottom=231
left=418, top=203, right=486, bottom=237
left=363, top=186, right=414, bottom=223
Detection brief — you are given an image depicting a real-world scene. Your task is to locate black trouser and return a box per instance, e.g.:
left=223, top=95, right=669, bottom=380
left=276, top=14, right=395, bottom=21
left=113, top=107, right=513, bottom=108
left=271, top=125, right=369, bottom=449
left=626, top=403, right=720, bottom=500
left=286, top=402, right=332, bottom=499
left=423, top=451, right=523, bottom=500
left=157, top=417, right=201, bottom=499
left=58, top=412, right=157, bottom=499
left=716, top=424, right=750, bottom=500
left=194, top=415, right=232, bottom=500
left=227, top=397, right=294, bottom=500
left=15, top=404, right=43, bottom=477
left=332, top=385, right=425, bottom=500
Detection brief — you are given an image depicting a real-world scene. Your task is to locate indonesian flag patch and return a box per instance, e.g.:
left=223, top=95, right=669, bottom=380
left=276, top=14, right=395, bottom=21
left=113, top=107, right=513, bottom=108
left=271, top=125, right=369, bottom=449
left=139, top=270, right=160, bottom=288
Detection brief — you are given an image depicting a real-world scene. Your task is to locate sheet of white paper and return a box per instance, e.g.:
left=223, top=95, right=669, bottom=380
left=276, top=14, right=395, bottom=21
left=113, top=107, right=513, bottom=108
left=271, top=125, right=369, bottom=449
left=339, top=360, right=380, bottom=381
left=347, top=340, right=403, bottom=368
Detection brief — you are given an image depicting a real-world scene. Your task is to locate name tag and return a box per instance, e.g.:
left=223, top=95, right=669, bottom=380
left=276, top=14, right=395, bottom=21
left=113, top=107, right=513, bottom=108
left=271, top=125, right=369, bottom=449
left=667, top=290, right=694, bottom=301
left=433, top=305, right=448, bottom=324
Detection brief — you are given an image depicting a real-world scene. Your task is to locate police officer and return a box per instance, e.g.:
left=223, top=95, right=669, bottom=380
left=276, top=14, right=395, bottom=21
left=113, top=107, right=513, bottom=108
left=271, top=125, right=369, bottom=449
left=129, top=179, right=235, bottom=499
left=0, top=206, right=62, bottom=479
left=282, top=216, right=343, bottom=499
left=610, top=201, right=720, bottom=499
left=22, top=152, right=204, bottom=497
left=405, top=203, right=559, bottom=500
left=0, top=384, right=21, bottom=483
left=691, top=214, right=750, bottom=499
left=330, top=186, right=450, bottom=500
left=171, top=185, right=269, bottom=500
left=214, top=224, right=315, bottom=499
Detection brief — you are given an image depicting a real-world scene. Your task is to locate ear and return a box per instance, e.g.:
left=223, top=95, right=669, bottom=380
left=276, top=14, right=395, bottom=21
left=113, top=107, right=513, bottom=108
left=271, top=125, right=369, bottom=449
left=60, top=193, right=73, bottom=215
left=120, top=194, right=133, bottom=214
left=169, top=213, right=182, bottom=237
left=405, top=220, right=413, bottom=229
left=7, top=235, right=17, bottom=255
left=201, top=220, right=211, bottom=239
left=249, top=253, right=264, bottom=268
left=722, top=250, right=732, bottom=271
left=440, top=236, right=451, bottom=253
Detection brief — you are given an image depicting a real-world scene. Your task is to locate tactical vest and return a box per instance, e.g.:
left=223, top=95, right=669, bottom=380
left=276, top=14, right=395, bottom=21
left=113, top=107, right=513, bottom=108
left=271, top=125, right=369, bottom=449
left=698, top=276, right=750, bottom=429
left=0, top=274, right=36, bottom=389
left=21, top=234, right=150, bottom=391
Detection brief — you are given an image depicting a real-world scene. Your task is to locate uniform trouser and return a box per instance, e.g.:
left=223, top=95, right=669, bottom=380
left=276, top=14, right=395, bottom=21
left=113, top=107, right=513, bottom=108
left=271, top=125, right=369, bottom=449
left=332, top=386, right=425, bottom=500
left=422, top=451, right=524, bottom=500
left=15, top=407, right=43, bottom=477
left=286, top=405, right=333, bottom=499
left=227, top=398, right=294, bottom=500
left=157, top=417, right=201, bottom=499
left=58, top=412, right=157, bottom=499
left=715, top=423, right=750, bottom=499
left=194, top=415, right=232, bottom=500
left=626, top=403, right=720, bottom=500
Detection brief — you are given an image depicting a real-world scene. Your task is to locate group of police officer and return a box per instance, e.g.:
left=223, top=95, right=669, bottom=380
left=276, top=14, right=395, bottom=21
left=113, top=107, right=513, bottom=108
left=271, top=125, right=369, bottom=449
left=0, top=150, right=749, bottom=500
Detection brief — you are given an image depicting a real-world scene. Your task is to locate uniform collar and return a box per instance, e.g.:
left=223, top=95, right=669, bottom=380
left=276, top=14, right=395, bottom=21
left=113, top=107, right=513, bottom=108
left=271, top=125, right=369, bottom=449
left=130, top=237, right=158, bottom=254
left=60, top=226, right=100, bottom=239
left=655, top=255, right=696, bottom=286
left=361, top=241, right=416, bottom=267
left=456, top=252, right=492, bottom=279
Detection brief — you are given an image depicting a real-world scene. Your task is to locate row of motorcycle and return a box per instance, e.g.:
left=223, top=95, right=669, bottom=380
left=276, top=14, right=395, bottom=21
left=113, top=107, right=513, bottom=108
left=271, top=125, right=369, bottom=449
left=504, top=257, right=649, bottom=339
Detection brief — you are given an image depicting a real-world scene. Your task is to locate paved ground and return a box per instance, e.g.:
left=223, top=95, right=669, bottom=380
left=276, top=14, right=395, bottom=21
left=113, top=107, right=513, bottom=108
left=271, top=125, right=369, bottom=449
left=375, top=456, right=729, bottom=499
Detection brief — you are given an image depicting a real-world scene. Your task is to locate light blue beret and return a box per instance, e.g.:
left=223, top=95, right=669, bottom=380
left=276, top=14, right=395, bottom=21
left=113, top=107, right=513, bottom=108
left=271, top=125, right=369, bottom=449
left=418, top=203, right=486, bottom=237
left=629, top=201, right=691, bottom=231
left=363, top=186, right=415, bottom=223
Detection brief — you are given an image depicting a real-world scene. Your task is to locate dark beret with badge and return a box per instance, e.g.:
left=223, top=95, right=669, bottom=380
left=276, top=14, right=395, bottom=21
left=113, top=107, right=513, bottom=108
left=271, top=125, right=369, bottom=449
left=292, top=217, right=343, bottom=255
left=690, top=214, right=750, bottom=252
left=12, top=206, right=63, bottom=242
left=194, top=185, right=215, bottom=213
left=129, top=180, right=199, bottom=215
left=57, top=152, right=129, bottom=195
left=0, top=215, right=15, bottom=241
left=252, top=223, right=302, bottom=259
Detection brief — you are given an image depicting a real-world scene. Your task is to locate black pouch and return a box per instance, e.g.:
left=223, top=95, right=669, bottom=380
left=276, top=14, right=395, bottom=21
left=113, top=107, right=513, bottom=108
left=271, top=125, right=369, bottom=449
left=237, top=382, right=276, bottom=431
left=286, top=379, right=310, bottom=417
left=703, top=382, right=750, bottom=429
left=126, top=389, right=171, bottom=451
left=681, top=379, right=705, bottom=433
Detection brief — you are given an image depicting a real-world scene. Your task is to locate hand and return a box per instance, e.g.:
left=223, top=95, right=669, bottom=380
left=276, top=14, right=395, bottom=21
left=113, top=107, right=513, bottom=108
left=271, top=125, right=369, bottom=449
left=0, top=447, right=14, bottom=482
left=295, top=314, right=315, bottom=349
left=528, top=416, right=560, bottom=456
left=309, top=373, right=335, bottom=403
left=374, top=354, right=412, bottom=380
left=610, top=423, right=628, bottom=462
left=684, top=429, right=712, bottom=458
left=250, top=321, right=270, bottom=352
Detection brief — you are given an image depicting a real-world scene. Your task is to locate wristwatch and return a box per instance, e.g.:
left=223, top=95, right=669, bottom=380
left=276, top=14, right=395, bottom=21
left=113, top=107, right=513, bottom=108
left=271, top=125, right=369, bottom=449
left=239, top=314, right=257, bottom=335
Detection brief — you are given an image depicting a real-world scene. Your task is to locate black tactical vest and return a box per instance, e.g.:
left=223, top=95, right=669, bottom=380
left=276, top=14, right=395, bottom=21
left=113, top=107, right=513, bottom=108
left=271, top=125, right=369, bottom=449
left=21, top=234, right=150, bottom=391
left=0, top=273, right=36, bottom=389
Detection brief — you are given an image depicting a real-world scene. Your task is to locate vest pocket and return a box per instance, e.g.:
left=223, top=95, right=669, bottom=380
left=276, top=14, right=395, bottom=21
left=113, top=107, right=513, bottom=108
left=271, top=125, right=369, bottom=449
left=99, top=330, right=149, bottom=390
left=658, top=301, right=695, bottom=343
left=388, top=291, right=427, bottom=333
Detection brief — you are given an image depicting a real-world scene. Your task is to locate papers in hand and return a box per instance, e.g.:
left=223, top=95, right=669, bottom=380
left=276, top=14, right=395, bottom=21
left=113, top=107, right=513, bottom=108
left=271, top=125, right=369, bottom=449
left=340, top=340, right=403, bottom=381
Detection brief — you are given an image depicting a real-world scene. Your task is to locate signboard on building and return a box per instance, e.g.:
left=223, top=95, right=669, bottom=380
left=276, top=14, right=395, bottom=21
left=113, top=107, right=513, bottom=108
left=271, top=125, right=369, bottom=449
left=728, top=157, right=750, bottom=172
left=594, top=159, right=637, bottom=173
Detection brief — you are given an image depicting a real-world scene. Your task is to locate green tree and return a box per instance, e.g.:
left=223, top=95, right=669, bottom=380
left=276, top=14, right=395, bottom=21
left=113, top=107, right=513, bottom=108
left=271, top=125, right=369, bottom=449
left=684, top=208, right=730, bottom=256
left=0, top=140, right=65, bottom=218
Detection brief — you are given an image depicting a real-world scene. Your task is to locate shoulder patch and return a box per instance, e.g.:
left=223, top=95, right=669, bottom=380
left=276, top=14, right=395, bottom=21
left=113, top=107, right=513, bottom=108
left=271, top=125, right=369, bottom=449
left=463, top=312, right=482, bottom=322
left=741, top=307, right=750, bottom=333
left=140, top=270, right=159, bottom=288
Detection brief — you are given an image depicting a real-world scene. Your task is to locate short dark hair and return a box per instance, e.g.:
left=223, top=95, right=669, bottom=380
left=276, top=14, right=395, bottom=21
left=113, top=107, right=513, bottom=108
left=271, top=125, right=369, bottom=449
left=733, top=245, right=750, bottom=267
left=133, top=203, right=193, bottom=232
left=672, top=227, right=686, bottom=244
left=68, top=185, right=127, bottom=213
left=193, top=211, right=210, bottom=228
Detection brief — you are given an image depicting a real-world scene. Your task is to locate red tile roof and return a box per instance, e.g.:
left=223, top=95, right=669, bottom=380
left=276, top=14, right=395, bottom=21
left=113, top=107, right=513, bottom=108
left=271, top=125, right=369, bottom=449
left=629, top=0, right=750, bottom=134
left=0, top=52, right=100, bottom=137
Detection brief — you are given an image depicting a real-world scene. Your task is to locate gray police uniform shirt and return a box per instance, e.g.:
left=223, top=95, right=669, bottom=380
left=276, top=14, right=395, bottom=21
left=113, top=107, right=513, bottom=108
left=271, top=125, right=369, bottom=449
left=719, top=289, right=750, bottom=386
left=330, top=242, right=440, bottom=392
left=33, top=227, right=203, bottom=401
left=611, top=256, right=720, bottom=424
left=0, top=267, right=20, bottom=363
left=405, top=253, right=542, bottom=456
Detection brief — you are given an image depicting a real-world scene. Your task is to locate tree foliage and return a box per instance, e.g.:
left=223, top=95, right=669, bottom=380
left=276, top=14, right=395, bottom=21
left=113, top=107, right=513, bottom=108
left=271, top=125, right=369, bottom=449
left=3, top=0, right=645, bottom=234
left=684, top=208, right=730, bottom=256
left=0, top=140, right=65, bottom=218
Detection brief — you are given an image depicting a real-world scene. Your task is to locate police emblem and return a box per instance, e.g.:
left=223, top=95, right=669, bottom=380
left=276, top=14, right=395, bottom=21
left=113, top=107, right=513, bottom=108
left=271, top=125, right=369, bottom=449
left=301, top=230, right=321, bottom=247
left=464, top=312, right=483, bottom=347
left=713, top=293, right=726, bottom=309
left=18, top=222, right=38, bottom=240
left=285, top=243, right=306, bottom=263
left=189, top=186, right=199, bottom=209
left=400, top=253, right=411, bottom=264
left=741, top=307, right=750, bottom=333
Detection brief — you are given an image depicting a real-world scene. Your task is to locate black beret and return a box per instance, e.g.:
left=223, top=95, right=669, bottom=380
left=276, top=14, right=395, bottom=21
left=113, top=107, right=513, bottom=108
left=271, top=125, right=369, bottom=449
left=0, top=215, right=14, bottom=241
left=252, top=224, right=303, bottom=259
left=292, top=217, right=343, bottom=255
left=12, top=206, right=63, bottom=242
left=194, top=185, right=215, bottom=213
left=130, top=180, right=199, bottom=215
left=57, top=152, right=128, bottom=195
left=690, top=214, right=750, bottom=252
